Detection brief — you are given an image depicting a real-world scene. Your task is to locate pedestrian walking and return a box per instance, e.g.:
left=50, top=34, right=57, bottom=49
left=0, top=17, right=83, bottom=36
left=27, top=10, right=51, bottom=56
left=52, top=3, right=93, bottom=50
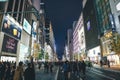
left=4, top=63, right=11, bottom=80
left=13, top=62, right=24, bottom=80
left=78, top=61, right=82, bottom=78
left=49, top=62, right=53, bottom=73
left=38, top=62, right=41, bottom=70
left=24, top=63, right=35, bottom=80
left=62, top=60, right=69, bottom=80
left=0, top=62, right=5, bottom=80
left=88, top=61, right=92, bottom=70
left=107, top=60, right=110, bottom=68
left=10, top=66, right=15, bottom=80
left=100, top=60, right=103, bottom=67
left=81, top=60, right=86, bottom=75
left=73, top=59, right=79, bottom=77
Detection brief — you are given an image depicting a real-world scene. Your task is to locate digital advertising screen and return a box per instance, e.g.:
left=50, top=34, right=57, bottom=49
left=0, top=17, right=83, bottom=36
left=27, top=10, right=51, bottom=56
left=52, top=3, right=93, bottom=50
left=2, top=34, right=18, bottom=54
left=2, top=15, right=22, bottom=39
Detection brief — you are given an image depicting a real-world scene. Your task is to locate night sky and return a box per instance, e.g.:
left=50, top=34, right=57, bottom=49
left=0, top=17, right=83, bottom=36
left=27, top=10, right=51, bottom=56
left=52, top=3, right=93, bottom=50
left=44, top=0, right=83, bottom=58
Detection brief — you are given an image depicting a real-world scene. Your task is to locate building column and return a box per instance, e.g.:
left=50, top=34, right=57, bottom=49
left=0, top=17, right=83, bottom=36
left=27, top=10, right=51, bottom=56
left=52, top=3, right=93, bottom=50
left=16, top=41, right=20, bottom=66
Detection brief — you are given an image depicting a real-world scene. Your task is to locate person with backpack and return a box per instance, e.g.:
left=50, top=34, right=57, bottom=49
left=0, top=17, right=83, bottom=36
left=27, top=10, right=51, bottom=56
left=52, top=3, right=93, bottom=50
left=62, top=60, right=69, bottom=80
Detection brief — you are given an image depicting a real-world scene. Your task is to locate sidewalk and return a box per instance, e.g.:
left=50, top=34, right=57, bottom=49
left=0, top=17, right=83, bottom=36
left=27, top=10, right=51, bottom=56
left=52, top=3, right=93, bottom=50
left=93, top=64, right=120, bottom=73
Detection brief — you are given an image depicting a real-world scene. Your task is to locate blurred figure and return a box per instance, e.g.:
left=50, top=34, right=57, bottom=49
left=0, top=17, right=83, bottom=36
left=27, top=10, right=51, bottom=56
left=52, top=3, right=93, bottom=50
left=10, top=66, right=15, bottom=80
left=4, top=63, right=11, bottom=80
left=107, top=60, right=110, bottom=68
left=81, top=60, right=86, bottom=75
left=100, top=60, right=103, bottom=67
left=73, top=60, right=79, bottom=77
left=49, top=62, right=53, bottom=73
left=62, top=60, right=69, bottom=80
left=0, top=61, right=5, bottom=80
left=88, top=61, right=92, bottom=70
left=38, top=62, right=41, bottom=70
left=14, top=62, right=23, bottom=80
left=31, top=62, right=35, bottom=80
left=78, top=61, right=82, bottom=74
left=24, top=63, right=35, bottom=80
left=44, top=61, right=49, bottom=73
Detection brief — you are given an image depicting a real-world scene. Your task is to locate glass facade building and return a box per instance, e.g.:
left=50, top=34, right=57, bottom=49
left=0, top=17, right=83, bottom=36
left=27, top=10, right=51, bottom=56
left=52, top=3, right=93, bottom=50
left=95, top=0, right=112, bottom=35
left=83, top=0, right=99, bottom=50
left=94, top=0, right=120, bottom=65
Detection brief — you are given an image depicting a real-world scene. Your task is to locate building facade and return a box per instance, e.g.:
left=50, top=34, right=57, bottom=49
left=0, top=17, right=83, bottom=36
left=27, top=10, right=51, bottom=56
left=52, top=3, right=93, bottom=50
left=66, top=28, right=73, bottom=61
left=95, top=0, right=120, bottom=65
left=0, top=0, right=41, bottom=63
left=83, top=0, right=101, bottom=63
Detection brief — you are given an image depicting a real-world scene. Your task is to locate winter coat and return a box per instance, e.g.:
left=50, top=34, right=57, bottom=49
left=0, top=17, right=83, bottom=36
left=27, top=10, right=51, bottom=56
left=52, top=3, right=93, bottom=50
left=13, top=66, right=23, bottom=80
left=24, top=67, right=35, bottom=80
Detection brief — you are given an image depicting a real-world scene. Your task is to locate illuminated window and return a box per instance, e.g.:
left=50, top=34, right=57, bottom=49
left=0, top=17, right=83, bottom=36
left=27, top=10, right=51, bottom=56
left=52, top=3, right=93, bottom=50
left=116, top=2, right=120, bottom=11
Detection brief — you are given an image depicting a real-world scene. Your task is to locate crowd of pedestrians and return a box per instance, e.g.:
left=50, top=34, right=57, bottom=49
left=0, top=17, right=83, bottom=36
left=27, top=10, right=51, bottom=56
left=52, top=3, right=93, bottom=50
left=0, top=59, right=91, bottom=80
left=0, top=61, right=35, bottom=80
left=61, top=60, right=87, bottom=80
left=37, top=61, right=54, bottom=73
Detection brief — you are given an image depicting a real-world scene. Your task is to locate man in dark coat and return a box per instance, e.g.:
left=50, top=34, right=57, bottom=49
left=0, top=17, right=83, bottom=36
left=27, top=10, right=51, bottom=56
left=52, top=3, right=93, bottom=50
left=81, top=60, right=86, bottom=75
left=24, top=63, right=35, bottom=80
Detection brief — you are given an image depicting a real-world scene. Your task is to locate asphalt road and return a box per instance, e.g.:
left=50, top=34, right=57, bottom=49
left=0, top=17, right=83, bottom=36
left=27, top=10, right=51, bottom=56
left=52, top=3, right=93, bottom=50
left=35, top=65, right=58, bottom=80
left=86, top=68, right=120, bottom=80
left=57, top=67, right=120, bottom=80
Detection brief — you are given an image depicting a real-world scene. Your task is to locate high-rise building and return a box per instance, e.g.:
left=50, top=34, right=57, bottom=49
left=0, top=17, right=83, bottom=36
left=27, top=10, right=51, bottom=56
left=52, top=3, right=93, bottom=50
left=72, top=12, right=86, bottom=61
left=109, top=0, right=120, bottom=34
left=66, top=28, right=73, bottom=61
left=49, top=22, right=56, bottom=61
left=0, top=0, right=41, bottom=62
left=0, top=0, right=26, bottom=61
left=73, top=20, right=81, bottom=60
left=83, top=0, right=101, bottom=62
left=44, top=18, right=56, bottom=61
left=94, top=0, right=120, bottom=65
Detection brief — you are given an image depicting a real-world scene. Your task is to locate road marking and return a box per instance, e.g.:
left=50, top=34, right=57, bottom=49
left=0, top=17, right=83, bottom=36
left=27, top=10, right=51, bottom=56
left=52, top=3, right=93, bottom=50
left=91, top=70, right=116, bottom=80
left=91, top=68, right=103, bottom=74
left=55, top=67, right=59, bottom=80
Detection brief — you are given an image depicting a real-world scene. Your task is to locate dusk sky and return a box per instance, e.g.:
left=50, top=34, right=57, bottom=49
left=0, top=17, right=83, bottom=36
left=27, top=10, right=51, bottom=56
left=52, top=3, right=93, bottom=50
left=44, top=0, right=83, bottom=57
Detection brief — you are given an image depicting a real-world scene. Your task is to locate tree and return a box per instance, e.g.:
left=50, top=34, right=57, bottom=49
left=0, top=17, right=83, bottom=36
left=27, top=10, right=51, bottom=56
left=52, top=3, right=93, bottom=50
left=39, top=49, right=44, bottom=60
left=110, top=34, right=120, bottom=55
left=114, top=34, right=120, bottom=55
left=45, top=52, right=49, bottom=61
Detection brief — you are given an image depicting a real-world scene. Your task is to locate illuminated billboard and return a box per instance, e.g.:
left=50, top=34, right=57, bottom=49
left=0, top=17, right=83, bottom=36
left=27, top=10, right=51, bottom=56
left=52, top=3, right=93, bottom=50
left=87, top=20, right=91, bottom=31
left=116, top=2, right=120, bottom=11
left=23, top=18, right=31, bottom=35
left=2, top=15, right=22, bottom=39
left=2, top=34, right=18, bottom=54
